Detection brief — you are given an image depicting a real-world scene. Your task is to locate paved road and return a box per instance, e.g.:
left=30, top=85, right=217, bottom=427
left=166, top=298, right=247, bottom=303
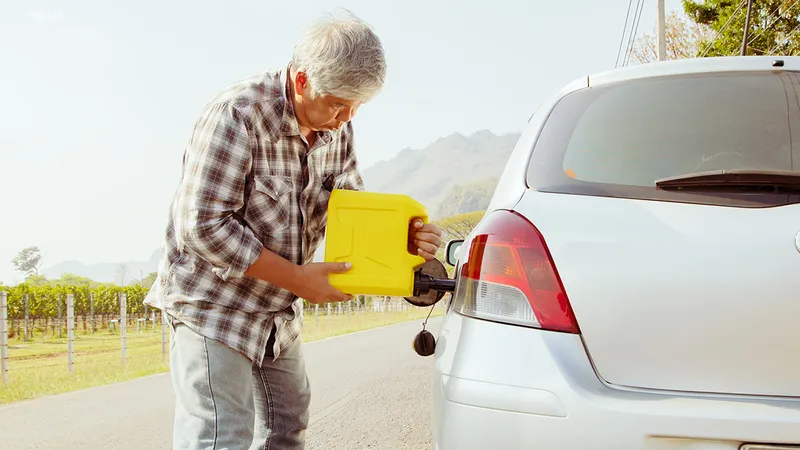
left=0, top=317, right=442, bottom=450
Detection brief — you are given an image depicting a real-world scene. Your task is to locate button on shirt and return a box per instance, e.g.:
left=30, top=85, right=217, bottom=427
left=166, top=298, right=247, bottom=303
left=144, top=66, right=364, bottom=363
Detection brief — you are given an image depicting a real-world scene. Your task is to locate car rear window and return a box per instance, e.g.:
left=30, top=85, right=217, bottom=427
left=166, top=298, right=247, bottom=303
left=526, top=71, right=800, bottom=207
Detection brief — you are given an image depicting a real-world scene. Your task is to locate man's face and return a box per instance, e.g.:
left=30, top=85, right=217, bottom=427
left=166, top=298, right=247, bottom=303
left=294, top=71, right=362, bottom=132
left=304, top=93, right=361, bottom=131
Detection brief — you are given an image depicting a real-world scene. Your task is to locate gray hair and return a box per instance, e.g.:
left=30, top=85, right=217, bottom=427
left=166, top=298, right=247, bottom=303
left=291, top=11, right=386, bottom=102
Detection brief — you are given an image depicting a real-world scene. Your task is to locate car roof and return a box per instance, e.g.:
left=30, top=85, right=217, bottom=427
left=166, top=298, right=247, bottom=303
left=587, top=55, right=800, bottom=88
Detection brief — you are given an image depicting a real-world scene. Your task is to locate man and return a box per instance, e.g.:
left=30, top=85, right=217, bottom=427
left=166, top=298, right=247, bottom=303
left=144, top=11, right=443, bottom=450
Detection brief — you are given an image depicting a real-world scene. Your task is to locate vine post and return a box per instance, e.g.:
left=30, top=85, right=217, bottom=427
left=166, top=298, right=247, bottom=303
left=57, top=294, right=62, bottom=339
left=67, top=294, right=75, bottom=373
left=120, top=292, right=127, bottom=365
left=90, top=292, right=95, bottom=334
left=1, top=291, right=8, bottom=384
left=24, top=293, right=29, bottom=341
left=161, top=309, right=168, bottom=360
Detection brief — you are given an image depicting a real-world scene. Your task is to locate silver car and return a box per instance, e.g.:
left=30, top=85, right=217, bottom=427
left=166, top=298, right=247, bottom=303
left=432, top=56, right=800, bottom=449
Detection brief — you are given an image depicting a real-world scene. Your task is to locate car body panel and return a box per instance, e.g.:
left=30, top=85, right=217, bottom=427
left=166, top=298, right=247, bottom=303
left=433, top=313, right=800, bottom=450
left=514, top=190, right=800, bottom=396
left=432, top=56, right=800, bottom=449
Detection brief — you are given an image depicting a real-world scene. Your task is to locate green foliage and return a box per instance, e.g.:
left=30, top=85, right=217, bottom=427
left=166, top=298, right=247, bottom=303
left=131, top=272, right=158, bottom=289
left=434, top=210, right=485, bottom=241
left=683, top=0, right=727, bottom=24
left=683, top=0, right=800, bottom=56
left=435, top=178, right=497, bottom=218
left=8, top=273, right=113, bottom=289
left=57, top=273, right=93, bottom=287
left=24, top=275, right=49, bottom=287
left=0, top=283, right=149, bottom=321
left=431, top=211, right=485, bottom=278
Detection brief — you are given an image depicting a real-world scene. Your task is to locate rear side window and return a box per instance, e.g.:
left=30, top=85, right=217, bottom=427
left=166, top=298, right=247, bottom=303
left=527, top=71, right=800, bottom=207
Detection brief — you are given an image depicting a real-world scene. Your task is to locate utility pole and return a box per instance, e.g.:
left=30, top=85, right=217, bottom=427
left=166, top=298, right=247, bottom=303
left=657, top=0, right=666, bottom=61
left=741, top=0, right=754, bottom=56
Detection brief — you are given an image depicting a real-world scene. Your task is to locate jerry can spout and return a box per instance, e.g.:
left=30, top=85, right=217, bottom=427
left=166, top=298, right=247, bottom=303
left=413, top=273, right=456, bottom=296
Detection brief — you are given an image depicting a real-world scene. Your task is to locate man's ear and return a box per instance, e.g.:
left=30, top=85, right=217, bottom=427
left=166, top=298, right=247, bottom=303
left=295, top=71, right=309, bottom=97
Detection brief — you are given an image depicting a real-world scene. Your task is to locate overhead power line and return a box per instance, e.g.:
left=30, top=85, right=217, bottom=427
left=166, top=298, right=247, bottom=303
left=698, top=0, right=747, bottom=57
left=748, top=0, right=799, bottom=48
left=623, top=0, right=646, bottom=67
left=767, top=19, right=800, bottom=54
left=748, top=0, right=792, bottom=44
left=615, top=0, right=636, bottom=68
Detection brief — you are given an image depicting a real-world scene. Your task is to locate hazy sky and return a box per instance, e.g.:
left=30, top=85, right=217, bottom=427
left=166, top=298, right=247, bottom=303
left=0, top=0, right=684, bottom=284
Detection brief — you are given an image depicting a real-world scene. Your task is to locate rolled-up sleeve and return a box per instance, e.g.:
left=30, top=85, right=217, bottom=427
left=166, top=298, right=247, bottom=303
left=175, top=102, right=263, bottom=281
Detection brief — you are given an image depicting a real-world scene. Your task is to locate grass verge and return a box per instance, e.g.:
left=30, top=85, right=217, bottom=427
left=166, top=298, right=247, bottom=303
left=0, top=306, right=443, bottom=405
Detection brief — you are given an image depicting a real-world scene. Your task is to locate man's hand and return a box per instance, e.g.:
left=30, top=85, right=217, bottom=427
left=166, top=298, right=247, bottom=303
left=290, top=262, right=354, bottom=304
left=409, top=219, right=443, bottom=261
left=244, top=249, right=353, bottom=304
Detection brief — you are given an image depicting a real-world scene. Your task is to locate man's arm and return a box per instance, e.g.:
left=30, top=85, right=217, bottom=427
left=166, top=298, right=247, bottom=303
left=177, top=101, right=351, bottom=302
left=177, top=102, right=295, bottom=286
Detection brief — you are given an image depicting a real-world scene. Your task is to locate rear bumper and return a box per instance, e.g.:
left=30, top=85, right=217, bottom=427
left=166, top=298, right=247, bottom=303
left=431, top=313, right=800, bottom=450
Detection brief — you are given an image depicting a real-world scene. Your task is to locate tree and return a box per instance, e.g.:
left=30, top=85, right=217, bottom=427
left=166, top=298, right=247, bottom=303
left=12, top=246, right=43, bottom=278
left=25, top=275, right=49, bottom=287
left=130, top=272, right=157, bottom=289
left=56, top=273, right=93, bottom=287
left=683, top=0, right=800, bottom=57
left=432, top=211, right=484, bottom=277
left=435, top=178, right=497, bottom=219
left=116, top=263, right=128, bottom=286
left=630, top=10, right=712, bottom=64
left=142, top=272, right=157, bottom=289
left=435, top=211, right=485, bottom=241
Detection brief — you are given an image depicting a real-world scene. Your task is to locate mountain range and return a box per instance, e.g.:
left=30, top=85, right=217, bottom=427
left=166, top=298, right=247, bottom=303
left=41, top=248, right=163, bottom=284
left=40, top=129, right=521, bottom=284
left=361, top=129, right=520, bottom=218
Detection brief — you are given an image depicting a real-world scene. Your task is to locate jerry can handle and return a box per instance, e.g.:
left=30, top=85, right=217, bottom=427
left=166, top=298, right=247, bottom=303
left=406, top=215, right=429, bottom=269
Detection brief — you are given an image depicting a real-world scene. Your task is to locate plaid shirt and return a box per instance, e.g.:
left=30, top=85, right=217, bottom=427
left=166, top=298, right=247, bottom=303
left=144, top=65, right=364, bottom=363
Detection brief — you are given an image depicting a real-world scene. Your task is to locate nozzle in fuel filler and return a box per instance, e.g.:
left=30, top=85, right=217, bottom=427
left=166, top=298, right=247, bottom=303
left=404, top=259, right=456, bottom=307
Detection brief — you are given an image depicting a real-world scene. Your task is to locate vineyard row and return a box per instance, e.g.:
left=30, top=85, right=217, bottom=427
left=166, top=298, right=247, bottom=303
left=0, top=284, right=406, bottom=340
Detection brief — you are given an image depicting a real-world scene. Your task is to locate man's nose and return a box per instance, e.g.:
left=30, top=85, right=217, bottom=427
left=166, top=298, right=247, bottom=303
left=337, top=106, right=357, bottom=122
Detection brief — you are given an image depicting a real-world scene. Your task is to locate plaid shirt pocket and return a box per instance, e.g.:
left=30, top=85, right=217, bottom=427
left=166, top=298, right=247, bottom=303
left=245, top=175, right=294, bottom=241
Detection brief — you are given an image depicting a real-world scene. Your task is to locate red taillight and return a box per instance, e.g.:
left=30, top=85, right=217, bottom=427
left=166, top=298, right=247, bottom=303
left=454, top=210, right=579, bottom=334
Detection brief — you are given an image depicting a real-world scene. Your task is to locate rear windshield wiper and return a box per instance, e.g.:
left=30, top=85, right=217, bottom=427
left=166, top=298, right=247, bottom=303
left=656, top=169, right=800, bottom=191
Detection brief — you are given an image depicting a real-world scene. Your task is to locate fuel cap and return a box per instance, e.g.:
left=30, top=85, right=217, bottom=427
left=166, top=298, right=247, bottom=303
left=404, top=259, right=450, bottom=307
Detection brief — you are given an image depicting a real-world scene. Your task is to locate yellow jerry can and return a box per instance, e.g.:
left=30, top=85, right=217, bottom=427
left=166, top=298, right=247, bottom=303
left=324, top=189, right=429, bottom=297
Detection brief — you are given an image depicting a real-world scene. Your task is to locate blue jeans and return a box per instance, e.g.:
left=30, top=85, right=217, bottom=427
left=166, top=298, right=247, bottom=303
left=169, top=321, right=310, bottom=450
